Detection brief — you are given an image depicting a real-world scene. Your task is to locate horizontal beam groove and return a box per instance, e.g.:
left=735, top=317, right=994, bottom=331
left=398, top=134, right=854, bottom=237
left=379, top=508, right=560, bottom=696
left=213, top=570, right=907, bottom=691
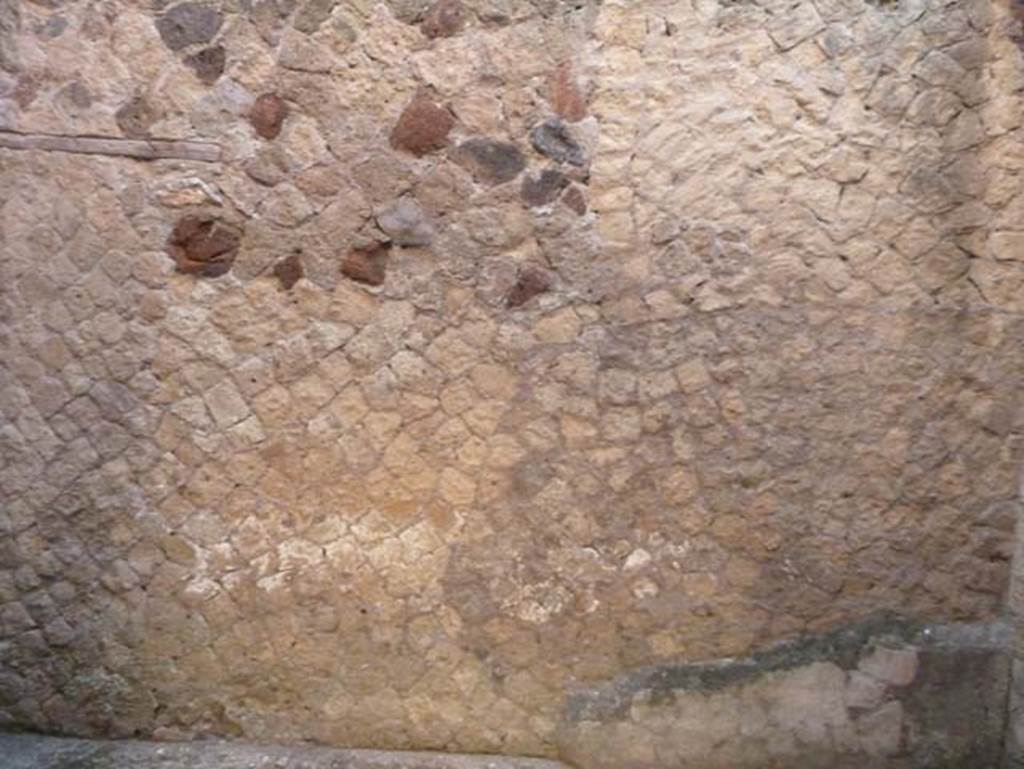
left=0, top=130, right=221, bottom=162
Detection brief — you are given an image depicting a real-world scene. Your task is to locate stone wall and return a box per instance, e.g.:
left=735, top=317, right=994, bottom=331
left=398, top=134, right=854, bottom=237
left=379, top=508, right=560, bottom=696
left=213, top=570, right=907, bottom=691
left=1, top=0, right=1023, bottom=765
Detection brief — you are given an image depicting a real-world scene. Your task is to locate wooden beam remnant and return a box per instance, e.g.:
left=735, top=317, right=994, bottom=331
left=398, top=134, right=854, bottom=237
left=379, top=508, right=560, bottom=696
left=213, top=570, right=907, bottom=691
left=0, top=130, right=222, bottom=162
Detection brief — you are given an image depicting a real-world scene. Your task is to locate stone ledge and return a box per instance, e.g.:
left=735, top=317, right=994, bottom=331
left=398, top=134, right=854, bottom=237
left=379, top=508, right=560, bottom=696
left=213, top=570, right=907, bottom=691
left=0, top=733, right=572, bottom=769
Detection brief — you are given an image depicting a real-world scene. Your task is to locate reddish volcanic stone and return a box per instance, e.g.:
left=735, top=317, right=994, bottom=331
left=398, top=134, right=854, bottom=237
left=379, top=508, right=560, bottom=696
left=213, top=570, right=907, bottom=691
left=166, top=216, right=242, bottom=277
left=421, top=0, right=464, bottom=38
left=250, top=93, right=288, bottom=139
left=505, top=267, right=551, bottom=308
left=548, top=62, right=587, bottom=123
left=274, top=253, right=304, bottom=289
left=390, top=92, right=455, bottom=157
left=342, top=243, right=391, bottom=286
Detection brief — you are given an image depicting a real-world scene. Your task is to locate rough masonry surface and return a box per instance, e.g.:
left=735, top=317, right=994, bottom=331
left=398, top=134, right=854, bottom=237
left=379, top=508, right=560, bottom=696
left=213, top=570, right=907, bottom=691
left=1, top=0, right=1023, bottom=765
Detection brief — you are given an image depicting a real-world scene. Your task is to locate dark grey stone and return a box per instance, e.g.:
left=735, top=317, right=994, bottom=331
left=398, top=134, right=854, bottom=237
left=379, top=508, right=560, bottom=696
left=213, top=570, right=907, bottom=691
left=452, top=138, right=526, bottom=185
left=155, top=2, right=223, bottom=51
left=529, top=118, right=585, bottom=167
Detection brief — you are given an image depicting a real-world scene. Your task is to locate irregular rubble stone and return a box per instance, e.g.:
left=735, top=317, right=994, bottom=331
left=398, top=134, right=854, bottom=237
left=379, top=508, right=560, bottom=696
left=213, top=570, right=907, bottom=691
left=114, top=96, right=159, bottom=138
left=389, top=92, right=455, bottom=157
left=859, top=647, right=919, bottom=687
left=547, top=61, right=586, bottom=122
left=766, top=1, right=824, bottom=52
left=250, top=93, right=289, bottom=139
left=421, top=0, right=464, bottom=37
left=274, top=252, right=304, bottom=289
left=57, top=80, right=92, bottom=109
left=184, top=45, right=226, bottom=84
left=476, top=0, right=521, bottom=26
left=651, top=218, right=681, bottom=245
left=351, top=153, right=414, bottom=204
left=38, top=15, right=68, bottom=38
left=165, top=215, right=242, bottom=277
left=294, top=0, right=337, bottom=33
left=384, top=0, right=432, bottom=23
left=530, top=118, right=585, bottom=166
left=0, top=0, right=20, bottom=72
left=452, top=138, right=527, bottom=185
left=260, top=182, right=315, bottom=227
left=330, top=14, right=358, bottom=48
left=155, top=2, right=223, bottom=51
left=415, top=164, right=474, bottom=215
left=245, top=146, right=291, bottom=186
left=245, top=0, right=295, bottom=44
left=505, top=267, right=551, bottom=307
left=561, top=185, right=587, bottom=215
left=13, top=73, right=41, bottom=108
left=990, top=232, right=1024, bottom=261
left=520, top=169, right=569, bottom=208
left=206, top=378, right=251, bottom=428
left=341, top=242, right=391, bottom=285
left=376, top=198, right=436, bottom=246
left=154, top=177, right=224, bottom=207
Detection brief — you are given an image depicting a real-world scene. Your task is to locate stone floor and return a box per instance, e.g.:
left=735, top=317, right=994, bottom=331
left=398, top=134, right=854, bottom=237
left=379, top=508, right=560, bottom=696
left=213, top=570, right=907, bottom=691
left=0, top=732, right=571, bottom=769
